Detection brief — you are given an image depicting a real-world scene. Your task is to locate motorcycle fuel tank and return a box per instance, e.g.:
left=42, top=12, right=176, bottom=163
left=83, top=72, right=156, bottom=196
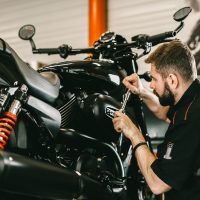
left=41, top=60, right=126, bottom=92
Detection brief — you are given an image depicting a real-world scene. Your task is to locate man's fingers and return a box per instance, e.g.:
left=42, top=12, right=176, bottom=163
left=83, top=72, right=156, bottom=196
left=114, top=111, right=123, bottom=117
left=112, top=115, right=123, bottom=132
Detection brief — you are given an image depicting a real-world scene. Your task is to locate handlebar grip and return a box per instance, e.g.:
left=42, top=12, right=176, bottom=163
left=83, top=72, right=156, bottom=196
left=33, top=48, right=60, bottom=54
left=32, top=46, right=95, bottom=59
left=147, top=31, right=175, bottom=43
left=70, top=48, right=95, bottom=55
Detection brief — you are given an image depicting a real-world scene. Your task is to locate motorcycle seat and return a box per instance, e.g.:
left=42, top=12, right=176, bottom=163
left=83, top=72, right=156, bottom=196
left=0, top=38, right=60, bottom=104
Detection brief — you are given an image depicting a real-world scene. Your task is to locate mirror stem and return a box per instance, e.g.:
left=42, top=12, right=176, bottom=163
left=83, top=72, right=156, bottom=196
left=174, top=22, right=184, bottom=35
left=30, top=39, right=36, bottom=50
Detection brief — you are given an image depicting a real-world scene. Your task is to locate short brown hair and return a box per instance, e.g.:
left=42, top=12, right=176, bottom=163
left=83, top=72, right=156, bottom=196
left=145, top=39, right=197, bottom=81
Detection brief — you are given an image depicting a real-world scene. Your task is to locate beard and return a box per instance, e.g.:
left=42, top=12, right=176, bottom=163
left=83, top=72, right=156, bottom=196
left=153, top=82, right=175, bottom=106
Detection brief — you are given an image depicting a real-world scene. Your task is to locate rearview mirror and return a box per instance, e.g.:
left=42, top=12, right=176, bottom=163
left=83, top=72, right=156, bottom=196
left=173, top=7, right=192, bottom=22
left=18, top=24, right=35, bottom=40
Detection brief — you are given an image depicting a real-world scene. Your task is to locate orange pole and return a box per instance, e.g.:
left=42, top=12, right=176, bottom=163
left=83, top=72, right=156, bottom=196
left=88, top=0, right=107, bottom=47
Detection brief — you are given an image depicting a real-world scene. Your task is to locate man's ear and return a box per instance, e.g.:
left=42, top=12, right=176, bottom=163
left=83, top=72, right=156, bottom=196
left=167, top=73, right=179, bottom=89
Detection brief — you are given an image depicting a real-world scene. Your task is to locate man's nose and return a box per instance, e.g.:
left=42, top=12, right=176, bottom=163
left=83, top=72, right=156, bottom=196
left=149, top=81, right=154, bottom=89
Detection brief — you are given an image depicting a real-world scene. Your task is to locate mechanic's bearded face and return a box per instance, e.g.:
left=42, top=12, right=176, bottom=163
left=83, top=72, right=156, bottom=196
left=153, top=81, right=175, bottom=106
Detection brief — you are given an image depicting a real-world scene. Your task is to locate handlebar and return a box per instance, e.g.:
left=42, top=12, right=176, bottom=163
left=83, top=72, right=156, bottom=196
left=32, top=45, right=95, bottom=59
left=147, top=31, right=176, bottom=43
left=30, top=26, right=179, bottom=59
left=31, top=29, right=176, bottom=59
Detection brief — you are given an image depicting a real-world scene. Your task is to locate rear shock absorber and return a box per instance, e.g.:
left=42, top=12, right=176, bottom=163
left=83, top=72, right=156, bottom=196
left=0, top=112, right=17, bottom=149
left=0, top=85, right=28, bottom=150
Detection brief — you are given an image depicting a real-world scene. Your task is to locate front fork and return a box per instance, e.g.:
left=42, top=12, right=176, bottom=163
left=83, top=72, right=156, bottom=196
left=0, top=85, right=28, bottom=150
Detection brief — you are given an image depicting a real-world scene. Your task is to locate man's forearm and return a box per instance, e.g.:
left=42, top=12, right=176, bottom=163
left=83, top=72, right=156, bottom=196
left=129, top=130, right=171, bottom=195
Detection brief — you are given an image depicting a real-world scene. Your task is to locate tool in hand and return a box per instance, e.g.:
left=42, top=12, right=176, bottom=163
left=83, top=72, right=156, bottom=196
left=119, top=90, right=131, bottom=113
left=118, top=90, right=131, bottom=154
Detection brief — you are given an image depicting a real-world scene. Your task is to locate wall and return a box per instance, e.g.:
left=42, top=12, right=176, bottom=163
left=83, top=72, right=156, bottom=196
left=0, top=0, right=198, bottom=67
left=0, top=0, right=88, bottom=65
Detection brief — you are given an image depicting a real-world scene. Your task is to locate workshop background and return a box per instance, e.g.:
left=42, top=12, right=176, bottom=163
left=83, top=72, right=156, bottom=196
left=0, top=0, right=199, bottom=142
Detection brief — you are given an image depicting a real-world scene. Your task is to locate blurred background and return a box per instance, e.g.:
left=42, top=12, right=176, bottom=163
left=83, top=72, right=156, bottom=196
left=0, top=0, right=200, bottom=144
left=0, top=0, right=199, bottom=67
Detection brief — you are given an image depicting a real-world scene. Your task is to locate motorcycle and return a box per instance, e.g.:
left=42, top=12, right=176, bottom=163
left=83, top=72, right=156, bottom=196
left=0, top=7, right=191, bottom=200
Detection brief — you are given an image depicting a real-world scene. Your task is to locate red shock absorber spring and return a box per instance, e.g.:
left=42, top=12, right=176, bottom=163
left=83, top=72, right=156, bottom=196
left=0, top=112, right=17, bottom=150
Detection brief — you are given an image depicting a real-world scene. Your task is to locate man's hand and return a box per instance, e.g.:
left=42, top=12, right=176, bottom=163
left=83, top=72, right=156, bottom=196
left=123, top=73, right=144, bottom=96
left=112, top=111, right=139, bottom=141
left=123, top=73, right=169, bottom=121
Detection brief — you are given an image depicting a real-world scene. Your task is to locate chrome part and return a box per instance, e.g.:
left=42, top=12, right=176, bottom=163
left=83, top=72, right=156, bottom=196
left=8, top=99, right=21, bottom=115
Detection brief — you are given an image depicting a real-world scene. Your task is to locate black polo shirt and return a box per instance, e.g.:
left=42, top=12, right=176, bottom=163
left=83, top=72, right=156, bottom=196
left=151, top=79, right=200, bottom=200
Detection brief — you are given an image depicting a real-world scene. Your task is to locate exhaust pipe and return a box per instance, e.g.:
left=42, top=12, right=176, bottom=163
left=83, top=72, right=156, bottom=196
left=0, top=151, right=112, bottom=200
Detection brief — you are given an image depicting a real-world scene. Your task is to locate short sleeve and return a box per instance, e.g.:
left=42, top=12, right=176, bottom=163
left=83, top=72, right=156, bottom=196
left=151, top=118, right=200, bottom=190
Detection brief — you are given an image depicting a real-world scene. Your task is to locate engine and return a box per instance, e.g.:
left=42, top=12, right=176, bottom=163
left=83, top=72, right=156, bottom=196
left=57, top=91, right=120, bottom=142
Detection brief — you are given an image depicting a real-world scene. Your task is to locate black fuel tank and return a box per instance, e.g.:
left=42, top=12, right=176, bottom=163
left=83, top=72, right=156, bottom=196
left=42, top=60, right=127, bottom=92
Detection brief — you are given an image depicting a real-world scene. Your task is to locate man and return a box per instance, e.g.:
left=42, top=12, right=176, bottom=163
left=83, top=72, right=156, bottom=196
left=112, top=39, right=200, bottom=199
